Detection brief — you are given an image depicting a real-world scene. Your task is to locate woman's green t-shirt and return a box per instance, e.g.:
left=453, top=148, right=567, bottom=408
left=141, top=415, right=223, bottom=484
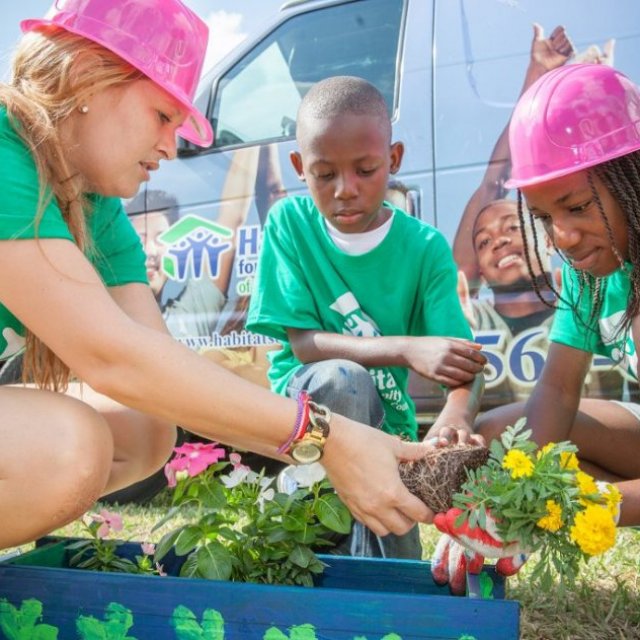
left=0, top=107, right=147, bottom=360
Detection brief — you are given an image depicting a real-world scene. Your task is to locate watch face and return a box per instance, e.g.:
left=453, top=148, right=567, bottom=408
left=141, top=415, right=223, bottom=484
left=291, top=441, right=322, bottom=464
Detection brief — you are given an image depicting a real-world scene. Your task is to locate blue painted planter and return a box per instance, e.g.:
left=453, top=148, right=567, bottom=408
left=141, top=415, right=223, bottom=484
left=0, top=538, right=519, bottom=639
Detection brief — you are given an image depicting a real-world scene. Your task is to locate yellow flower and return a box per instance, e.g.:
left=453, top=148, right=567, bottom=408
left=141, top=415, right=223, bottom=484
left=560, top=451, right=580, bottom=470
left=537, top=500, right=563, bottom=532
left=502, top=449, right=534, bottom=479
left=575, top=471, right=598, bottom=496
left=569, top=505, right=617, bottom=556
left=602, top=483, right=622, bottom=519
left=536, top=443, right=556, bottom=459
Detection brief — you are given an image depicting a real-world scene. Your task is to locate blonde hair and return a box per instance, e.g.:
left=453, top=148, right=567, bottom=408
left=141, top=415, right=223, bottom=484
left=0, top=27, right=143, bottom=390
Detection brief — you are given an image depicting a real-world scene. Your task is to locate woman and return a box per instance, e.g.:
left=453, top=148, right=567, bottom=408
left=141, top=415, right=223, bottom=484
left=0, top=0, right=443, bottom=549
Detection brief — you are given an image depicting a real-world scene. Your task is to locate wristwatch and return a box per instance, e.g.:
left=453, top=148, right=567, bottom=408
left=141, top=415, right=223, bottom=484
left=289, top=401, right=331, bottom=464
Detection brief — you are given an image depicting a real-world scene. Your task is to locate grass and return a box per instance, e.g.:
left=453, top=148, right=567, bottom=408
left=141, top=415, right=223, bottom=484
left=3, top=490, right=640, bottom=639
left=419, top=525, right=640, bottom=640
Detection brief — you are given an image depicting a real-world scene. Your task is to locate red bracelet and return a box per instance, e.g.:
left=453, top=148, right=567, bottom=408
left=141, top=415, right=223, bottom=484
left=277, top=391, right=311, bottom=454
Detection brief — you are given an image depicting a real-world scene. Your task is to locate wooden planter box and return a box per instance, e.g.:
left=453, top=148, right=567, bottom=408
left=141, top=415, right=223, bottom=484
left=0, top=538, right=519, bottom=639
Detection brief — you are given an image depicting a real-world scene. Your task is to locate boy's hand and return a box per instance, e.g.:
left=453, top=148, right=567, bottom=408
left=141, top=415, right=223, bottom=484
left=406, top=337, right=486, bottom=386
left=426, top=424, right=485, bottom=447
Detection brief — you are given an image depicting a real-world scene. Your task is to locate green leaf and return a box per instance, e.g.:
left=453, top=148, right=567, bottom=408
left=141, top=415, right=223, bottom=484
left=175, top=526, right=204, bottom=556
left=151, top=505, right=183, bottom=533
left=315, top=494, right=352, bottom=534
left=489, top=438, right=505, bottom=462
left=289, top=545, right=316, bottom=569
left=154, top=528, right=183, bottom=561
left=194, top=542, right=233, bottom=580
left=197, top=481, right=227, bottom=510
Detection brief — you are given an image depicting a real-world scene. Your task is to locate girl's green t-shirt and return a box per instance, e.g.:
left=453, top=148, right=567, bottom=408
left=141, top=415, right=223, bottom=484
left=0, top=107, right=147, bottom=360
left=549, top=263, right=637, bottom=380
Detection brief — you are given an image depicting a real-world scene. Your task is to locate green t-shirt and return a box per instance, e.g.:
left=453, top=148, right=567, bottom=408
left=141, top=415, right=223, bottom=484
left=0, top=107, right=147, bottom=360
left=549, top=263, right=637, bottom=380
left=246, top=195, right=473, bottom=440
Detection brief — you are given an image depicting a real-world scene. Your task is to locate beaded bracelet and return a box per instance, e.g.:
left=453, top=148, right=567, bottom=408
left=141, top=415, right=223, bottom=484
left=277, top=390, right=311, bottom=455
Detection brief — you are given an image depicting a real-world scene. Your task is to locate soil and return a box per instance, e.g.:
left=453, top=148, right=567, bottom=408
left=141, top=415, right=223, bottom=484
left=398, top=443, right=489, bottom=513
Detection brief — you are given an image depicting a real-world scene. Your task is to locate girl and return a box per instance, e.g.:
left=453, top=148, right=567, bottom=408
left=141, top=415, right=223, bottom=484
left=433, top=62, right=640, bottom=592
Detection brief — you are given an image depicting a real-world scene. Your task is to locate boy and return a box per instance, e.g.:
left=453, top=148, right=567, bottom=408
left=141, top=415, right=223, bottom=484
left=247, top=76, right=485, bottom=558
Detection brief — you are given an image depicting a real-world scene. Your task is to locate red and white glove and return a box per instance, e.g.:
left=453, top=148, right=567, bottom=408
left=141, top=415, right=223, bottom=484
left=431, top=508, right=528, bottom=595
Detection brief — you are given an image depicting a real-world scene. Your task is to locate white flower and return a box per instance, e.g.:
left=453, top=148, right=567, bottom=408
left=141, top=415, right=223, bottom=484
left=220, top=465, right=252, bottom=488
left=256, top=484, right=276, bottom=512
left=277, top=463, right=327, bottom=494
left=292, top=462, right=327, bottom=488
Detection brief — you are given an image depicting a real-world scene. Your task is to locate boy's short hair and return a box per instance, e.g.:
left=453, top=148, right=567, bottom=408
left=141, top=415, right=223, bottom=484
left=125, top=189, right=180, bottom=225
left=297, top=75, right=391, bottom=141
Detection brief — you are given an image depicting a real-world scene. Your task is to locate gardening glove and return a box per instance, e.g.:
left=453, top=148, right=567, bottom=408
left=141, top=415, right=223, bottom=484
left=431, top=533, right=485, bottom=595
left=432, top=508, right=529, bottom=592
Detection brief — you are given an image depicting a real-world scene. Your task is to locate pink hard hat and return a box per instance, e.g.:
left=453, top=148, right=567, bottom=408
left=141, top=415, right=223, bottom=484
left=21, top=0, right=213, bottom=147
left=505, top=64, right=640, bottom=189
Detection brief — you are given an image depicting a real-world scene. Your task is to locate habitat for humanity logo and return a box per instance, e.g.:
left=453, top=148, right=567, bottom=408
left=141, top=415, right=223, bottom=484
left=158, top=214, right=233, bottom=282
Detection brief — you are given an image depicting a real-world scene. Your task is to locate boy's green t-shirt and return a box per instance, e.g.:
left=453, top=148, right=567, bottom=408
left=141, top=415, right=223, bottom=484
left=246, top=195, right=473, bottom=440
left=0, top=107, right=147, bottom=360
left=549, top=262, right=637, bottom=380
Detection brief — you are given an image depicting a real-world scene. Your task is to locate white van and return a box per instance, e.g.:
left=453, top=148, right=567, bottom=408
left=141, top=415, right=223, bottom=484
left=115, top=0, right=640, bottom=500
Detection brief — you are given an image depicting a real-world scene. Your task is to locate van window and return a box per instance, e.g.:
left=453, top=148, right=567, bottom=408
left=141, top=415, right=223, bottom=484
left=211, top=0, right=404, bottom=149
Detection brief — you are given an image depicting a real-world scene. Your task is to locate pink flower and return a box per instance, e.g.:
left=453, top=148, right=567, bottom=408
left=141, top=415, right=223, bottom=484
left=90, top=509, right=123, bottom=539
left=140, top=542, right=155, bottom=556
left=164, top=442, right=226, bottom=487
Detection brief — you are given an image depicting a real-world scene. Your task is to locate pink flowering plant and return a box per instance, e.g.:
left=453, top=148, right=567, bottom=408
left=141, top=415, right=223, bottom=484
left=152, top=442, right=352, bottom=586
left=67, top=509, right=163, bottom=575
left=454, top=419, right=621, bottom=588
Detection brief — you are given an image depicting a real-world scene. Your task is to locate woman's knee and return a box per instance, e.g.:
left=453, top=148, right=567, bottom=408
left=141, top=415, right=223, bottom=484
left=135, top=418, right=177, bottom=476
left=52, top=400, right=114, bottom=494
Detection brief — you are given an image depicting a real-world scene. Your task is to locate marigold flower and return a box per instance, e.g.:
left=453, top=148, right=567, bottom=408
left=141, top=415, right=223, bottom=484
left=569, top=505, right=617, bottom=556
left=536, top=443, right=556, bottom=459
left=502, top=449, right=534, bottom=478
left=575, top=471, right=598, bottom=496
left=537, top=500, right=563, bottom=532
left=603, top=484, right=622, bottom=516
left=560, top=451, right=580, bottom=470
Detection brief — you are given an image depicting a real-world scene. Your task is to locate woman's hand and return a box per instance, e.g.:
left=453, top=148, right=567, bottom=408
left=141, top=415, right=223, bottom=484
left=321, top=417, right=435, bottom=536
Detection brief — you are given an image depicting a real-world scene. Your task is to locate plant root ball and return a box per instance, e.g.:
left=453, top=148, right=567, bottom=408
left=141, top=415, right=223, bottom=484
left=398, top=444, right=489, bottom=513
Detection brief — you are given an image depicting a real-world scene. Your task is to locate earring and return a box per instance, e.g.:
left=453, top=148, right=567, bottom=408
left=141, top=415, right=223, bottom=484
left=78, top=105, right=89, bottom=114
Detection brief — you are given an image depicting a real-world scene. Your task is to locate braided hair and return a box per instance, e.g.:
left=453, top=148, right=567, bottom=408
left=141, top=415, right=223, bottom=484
left=517, top=150, right=640, bottom=341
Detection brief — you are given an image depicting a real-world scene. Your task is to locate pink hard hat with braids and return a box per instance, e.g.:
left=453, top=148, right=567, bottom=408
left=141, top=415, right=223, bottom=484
left=506, top=64, right=640, bottom=189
